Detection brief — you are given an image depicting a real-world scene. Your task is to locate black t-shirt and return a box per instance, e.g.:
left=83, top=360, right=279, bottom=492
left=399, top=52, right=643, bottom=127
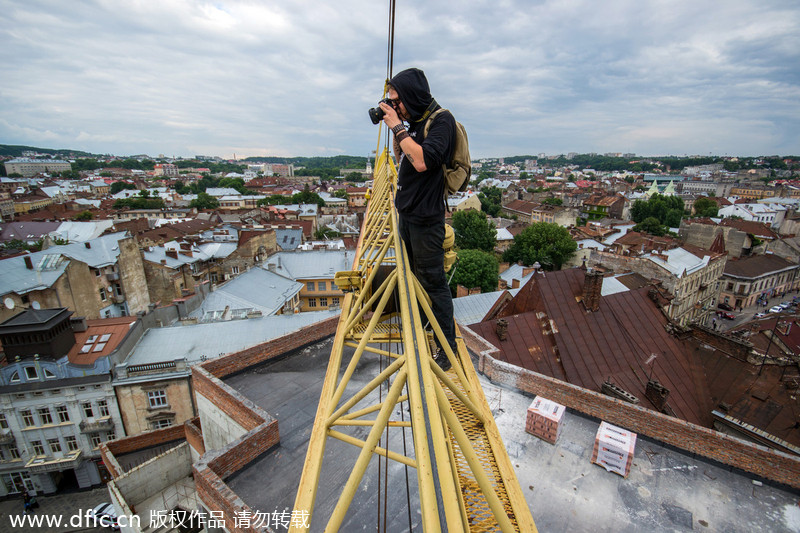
left=395, top=110, right=456, bottom=224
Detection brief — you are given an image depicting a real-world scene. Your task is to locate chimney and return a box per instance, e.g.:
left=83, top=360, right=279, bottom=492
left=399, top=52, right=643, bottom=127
left=645, top=380, right=670, bottom=411
left=165, top=249, right=178, bottom=259
left=84, top=242, right=91, bottom=249
left=582, top=269, right=603, bottom=312
left=267, top=263, right=276, bottom=272
left=24, top=256, right=33, bottom=269
left=512, top=279, right=520, bottom=289
left=496, top=318, right=509, bottom=341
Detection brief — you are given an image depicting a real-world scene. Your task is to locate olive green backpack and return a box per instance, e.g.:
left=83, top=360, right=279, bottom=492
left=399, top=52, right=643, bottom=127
left=423, top=108, right=471, bottom=196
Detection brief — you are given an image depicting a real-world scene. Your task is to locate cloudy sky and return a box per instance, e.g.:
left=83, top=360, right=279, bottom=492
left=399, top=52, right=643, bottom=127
left=1, top=0, right=799, bottom=159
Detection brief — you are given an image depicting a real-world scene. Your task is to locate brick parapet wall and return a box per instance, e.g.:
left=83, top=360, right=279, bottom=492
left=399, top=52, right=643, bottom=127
left=690, top=324, right=752, bottom=361
left=101, top=424, right=187, bottom=480
left=185, top=416, right=205, bottom=456
left=193, top=365, right=272, bottom=431
left=460, top=324, right=800, bottom=489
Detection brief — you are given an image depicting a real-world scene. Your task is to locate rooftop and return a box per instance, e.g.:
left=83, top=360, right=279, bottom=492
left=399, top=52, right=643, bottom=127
left=222, top=337, right=800, bottom=532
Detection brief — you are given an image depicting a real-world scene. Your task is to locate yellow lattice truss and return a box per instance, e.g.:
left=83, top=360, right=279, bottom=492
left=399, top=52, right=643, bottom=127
left=290, top=148, right=536, bottom=532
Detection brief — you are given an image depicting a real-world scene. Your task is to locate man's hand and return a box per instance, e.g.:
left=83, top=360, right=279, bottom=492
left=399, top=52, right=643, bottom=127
left=380, top=101, right=402, bottom=130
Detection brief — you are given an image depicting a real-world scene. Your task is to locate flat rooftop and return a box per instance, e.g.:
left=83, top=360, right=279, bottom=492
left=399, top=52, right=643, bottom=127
left=224, top=337, right=800, bottom=532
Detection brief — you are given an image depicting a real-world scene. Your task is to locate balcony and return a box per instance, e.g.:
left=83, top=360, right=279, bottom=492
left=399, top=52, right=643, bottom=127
left=111, top=294, right=125, bottom=304
left=105, top=272, right=120, bottom=281
left=26, top=450, right=83, bottom=473
left=0, top=431, right=15, bottom=446
left=80, top=418, right=114, bottom=434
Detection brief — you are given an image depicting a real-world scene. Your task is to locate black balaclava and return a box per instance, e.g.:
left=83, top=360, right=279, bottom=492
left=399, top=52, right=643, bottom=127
left=389, top=68, right=438, bottom=122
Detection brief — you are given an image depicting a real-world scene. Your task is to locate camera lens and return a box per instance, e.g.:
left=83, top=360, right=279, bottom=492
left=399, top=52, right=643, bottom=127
left=368, top=106, right=385, bottom=124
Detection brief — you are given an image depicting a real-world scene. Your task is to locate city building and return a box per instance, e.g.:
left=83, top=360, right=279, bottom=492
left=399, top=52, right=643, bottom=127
left=4, top=158, right=72, bottom=178
left=0, top=309, right=132, bottom=496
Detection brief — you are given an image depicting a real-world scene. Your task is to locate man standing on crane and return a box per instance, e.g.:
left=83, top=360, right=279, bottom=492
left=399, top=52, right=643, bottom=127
left=379, top=67, right=456, bottom=370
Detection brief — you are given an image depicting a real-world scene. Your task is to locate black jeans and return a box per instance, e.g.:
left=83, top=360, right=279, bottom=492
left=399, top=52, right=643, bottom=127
left=398, top=215, right=456, bottom=350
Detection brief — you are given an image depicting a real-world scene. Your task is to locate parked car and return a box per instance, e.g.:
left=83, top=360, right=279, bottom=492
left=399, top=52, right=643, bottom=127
left=780, top=301, right=792, bottom=309
left=717, top=302, right=734, bottom=311
left=88, top=503, right=119, bottom=530
left=769, top=306, right=784, bottom=313
left=754, top=312, right=767, bottom=319
left=717, top=311, right=736, bottom=320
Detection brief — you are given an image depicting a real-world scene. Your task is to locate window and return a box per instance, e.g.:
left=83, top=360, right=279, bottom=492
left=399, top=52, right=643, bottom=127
left=21, top=410, right=35, bottom=427
left=90, top=434, right=102, bottom=449
left=24, top=367, right=38, bottom=380
left=308, top=298, right=317, bottom=308
left=332, top=297, right=339, bottom=307
left=2, top=472, right=32, bottom=494
left=147, top=390, right=168, bottom=409
left=10, top=372, right=19, bottom=384
left=48, top=438, right=61, bottom=454
left=44, top=368, right=56, bottom=379
left=231, top=266, right=240, bottom=275
left=65, top=436, right=78, bottom=452
left=31, top=440, right=45, bottom=456
left=56, top=405, right=70, bottom=423
left=151, top=419, right=173, bottom=430
left=318, top=281, right=326, bottom=291
left=5, top=444, right=20, bottom=460
left=0, top=414, right=7, bottom=430
left=307, top=282, right=315, bottom=291
left=82, top=402, right=94, bottom=418
left=107, top=432, right=116, bottom=441
left=99, top=288, right=107, bottom=302
left=320, top=297, right=328, bottom=307
left=97, top=400, right=109, bottom=417
left=37, top=408, right=53, bottom=425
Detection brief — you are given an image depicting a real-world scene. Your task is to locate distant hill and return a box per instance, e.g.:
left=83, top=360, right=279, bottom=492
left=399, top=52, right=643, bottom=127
left=0, top=144, right=96, bottom=159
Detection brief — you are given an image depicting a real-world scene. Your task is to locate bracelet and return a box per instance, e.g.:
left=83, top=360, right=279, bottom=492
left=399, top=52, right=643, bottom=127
left=391, top=123, right=406, bottom=135
left=395, top=130, right=410, bottom=143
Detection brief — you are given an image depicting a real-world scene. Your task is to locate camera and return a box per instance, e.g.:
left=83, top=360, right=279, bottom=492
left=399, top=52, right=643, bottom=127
left=368, top=98, right=395, bottom=124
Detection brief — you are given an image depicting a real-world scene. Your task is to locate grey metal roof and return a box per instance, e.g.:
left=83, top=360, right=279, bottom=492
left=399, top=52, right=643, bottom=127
left=275, top=227, right=303, bottom=251
left=0, top=232, right=129, bottom=296
left=453, top=291, right=508, bottom=326
left=123, top=310, right=339, bottom=366
left=265, top=250, right=352, bottom=280
left=190, top=267, right=303, bottom=318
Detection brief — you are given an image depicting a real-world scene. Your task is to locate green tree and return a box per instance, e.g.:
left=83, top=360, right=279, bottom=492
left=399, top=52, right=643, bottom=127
left=315, top=227, right=342, bottom=240
left=502, top=222, right=577, bottom=270
left=333, top=189, right=349, bottom=199
left=451, top=209, right=496, bottom=252
left=541, top=197, right=562, bottom=206
left=345, top=171, right=366, bottom=182
left=632, top=217, right=666, bottom=236
left=258, top=195, right=292, bottom=206
left=692, top=197, right=718, bottom=217
left=189, top=192, right=219, bottom=210
left=73, top=210, right=94, bottom=221
left=478, top=186, right=503, bottom=217
left=291, top=185, right=325, bottom=207
left=449, top=249, right=499, bottom=294
left=110, top=181, right=137, bottom=194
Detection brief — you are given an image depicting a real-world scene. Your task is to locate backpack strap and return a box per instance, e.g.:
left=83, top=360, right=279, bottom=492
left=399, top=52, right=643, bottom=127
left=422, top=108, right=448, bottom=139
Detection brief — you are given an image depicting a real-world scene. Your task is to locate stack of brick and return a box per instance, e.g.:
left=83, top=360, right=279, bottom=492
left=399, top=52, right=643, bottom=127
left=591, top=421, right=637, bottom=477
left=525, top=396, right=566, bottom=444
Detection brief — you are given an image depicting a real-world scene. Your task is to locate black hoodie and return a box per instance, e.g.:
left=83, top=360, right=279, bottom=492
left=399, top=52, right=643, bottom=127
left=389, top=68, right=455, bottom=223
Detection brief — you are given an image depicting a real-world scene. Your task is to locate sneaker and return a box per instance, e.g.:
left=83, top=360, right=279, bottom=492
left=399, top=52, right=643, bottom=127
left=433, top=348, right=452, bottom=371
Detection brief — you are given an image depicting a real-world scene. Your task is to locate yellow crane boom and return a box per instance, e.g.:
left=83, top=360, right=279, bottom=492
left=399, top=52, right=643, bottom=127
left=291, top=148, right=536, bottom=532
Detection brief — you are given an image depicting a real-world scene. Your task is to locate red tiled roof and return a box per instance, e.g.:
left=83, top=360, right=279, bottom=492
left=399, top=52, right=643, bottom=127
left=67, top=316, right=137, bottom=365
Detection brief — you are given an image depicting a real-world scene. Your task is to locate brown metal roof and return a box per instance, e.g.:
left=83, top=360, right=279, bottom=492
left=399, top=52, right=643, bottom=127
left=473, top=268, right=712, bottom=426
left=724, top=254, right=796, bottom=279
